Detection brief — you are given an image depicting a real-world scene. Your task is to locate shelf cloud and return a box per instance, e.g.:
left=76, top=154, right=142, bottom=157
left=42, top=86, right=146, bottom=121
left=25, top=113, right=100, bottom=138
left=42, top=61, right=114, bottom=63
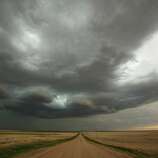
left=0, top=0, right=158, bottom=124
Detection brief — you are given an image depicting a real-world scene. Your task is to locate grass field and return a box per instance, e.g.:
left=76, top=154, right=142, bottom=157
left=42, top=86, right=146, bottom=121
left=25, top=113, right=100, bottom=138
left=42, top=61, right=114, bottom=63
left=0, top=131, right=77, bottom=158
left=1, top=130, right=158, bottom=158
left=85, top=131, right=158, bottom=158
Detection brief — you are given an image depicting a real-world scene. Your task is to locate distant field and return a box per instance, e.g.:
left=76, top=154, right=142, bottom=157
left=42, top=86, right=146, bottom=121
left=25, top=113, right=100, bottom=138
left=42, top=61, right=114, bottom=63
left=0, top=131, right=76, bottom=158
left=85, top=131, right=158, bottom=157
left=1, top=130, right=158, bottom=158
left=0, top=131, right=75, bottom=149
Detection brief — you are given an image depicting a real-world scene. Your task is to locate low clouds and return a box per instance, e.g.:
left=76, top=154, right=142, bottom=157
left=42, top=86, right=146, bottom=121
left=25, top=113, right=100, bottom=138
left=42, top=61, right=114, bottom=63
left=0, top=0, right=158, bottom=120
left=4, top=92, right=53, bottom=118
left=2, top=77, right=158, bottom=119
left=0, top=87, right=9, bottom=99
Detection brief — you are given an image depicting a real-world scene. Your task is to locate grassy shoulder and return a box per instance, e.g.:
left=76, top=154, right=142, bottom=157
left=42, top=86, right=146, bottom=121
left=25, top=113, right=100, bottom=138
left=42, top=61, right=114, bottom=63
left=0, top=133, right=79, bottom=158
left=82, top=134, right=156, bottom=158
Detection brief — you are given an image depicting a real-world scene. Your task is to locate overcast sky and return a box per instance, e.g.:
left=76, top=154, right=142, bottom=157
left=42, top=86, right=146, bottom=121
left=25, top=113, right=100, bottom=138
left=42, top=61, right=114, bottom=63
left=0, top=0, right=158, bottom=130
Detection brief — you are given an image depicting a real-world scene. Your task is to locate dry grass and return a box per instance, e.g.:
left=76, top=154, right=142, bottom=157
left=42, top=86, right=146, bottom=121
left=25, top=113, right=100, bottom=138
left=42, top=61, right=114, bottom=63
left=85, top=131, right=158, bottom=157
left=0, top=131, right=75, bottom=150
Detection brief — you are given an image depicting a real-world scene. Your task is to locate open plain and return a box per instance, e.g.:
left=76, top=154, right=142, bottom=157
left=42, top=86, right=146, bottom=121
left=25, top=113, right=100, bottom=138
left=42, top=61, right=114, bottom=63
left=0, top=131, right=158, bottom=158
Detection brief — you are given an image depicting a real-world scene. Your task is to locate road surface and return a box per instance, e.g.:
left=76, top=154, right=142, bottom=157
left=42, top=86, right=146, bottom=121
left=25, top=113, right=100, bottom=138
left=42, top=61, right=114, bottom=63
left=16, top=135, right=134, bottom=158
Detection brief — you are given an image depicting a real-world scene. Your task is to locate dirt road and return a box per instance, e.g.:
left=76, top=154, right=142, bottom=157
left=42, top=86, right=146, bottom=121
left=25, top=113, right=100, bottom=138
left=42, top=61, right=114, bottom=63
left=16, top=135, right=134, bottom=158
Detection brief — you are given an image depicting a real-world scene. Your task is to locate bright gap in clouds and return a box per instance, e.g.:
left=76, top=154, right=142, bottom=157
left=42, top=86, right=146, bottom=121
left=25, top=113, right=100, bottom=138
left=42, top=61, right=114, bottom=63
left=53, top=95, right=68, bottom=108
left=119, top=32, right=158, bottom=84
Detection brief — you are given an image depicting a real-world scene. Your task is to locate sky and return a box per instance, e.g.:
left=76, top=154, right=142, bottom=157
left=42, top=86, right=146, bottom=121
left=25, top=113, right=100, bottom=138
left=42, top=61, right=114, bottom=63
left=0, top=0, right=158, bottom=131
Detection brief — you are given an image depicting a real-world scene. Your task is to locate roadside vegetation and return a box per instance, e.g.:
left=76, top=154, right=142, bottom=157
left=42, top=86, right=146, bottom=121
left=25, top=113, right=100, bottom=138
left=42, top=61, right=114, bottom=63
left=0, top=132, right=78, bottom=158
left=83, top=131, right=158, bottom=158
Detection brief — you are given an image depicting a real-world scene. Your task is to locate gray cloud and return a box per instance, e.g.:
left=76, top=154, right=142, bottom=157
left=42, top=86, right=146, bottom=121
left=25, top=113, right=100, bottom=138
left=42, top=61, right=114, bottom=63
left=2, top=76, right=158, bottom=119
left=0, top=87, right=9, bottom=99
left=0, top=0, right=158, bottom=121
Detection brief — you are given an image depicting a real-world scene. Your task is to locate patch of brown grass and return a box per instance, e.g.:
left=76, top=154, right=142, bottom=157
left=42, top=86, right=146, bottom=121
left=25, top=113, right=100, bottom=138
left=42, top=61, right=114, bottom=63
left=85, top=131, right=158, bottom=156
left=0, top=131, right=76, bottom=150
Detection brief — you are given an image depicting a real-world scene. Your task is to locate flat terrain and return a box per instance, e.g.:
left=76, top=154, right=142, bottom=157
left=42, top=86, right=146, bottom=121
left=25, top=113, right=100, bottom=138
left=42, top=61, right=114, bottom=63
left=0, top=131, right=75, bottom=149
left=1, top=131, right=158, bottom=158
left=16, top=135, right=133, bottom=158
left=0, top=131, right=76, bottom=158
left=85, top=131, right=158, bottom=157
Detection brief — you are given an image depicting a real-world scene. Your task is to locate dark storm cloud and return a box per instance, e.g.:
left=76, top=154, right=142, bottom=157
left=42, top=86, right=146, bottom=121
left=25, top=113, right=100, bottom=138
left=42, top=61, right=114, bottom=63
left=0, top=51, right=42, bottom=86
left=2, top=77, right=158, bottom=119
left=91, top=0, right=158, bottom=49
left=122, top=76, right=158, bottom=105
left=0, top=87, right=9, bottom=99
left=1, top=91, right=100, bottom=118
left=3, top=92, right=53, bottom=118
left=48, top=47, right=132, bottom=92
left=0, top=0, right=158, bottom=119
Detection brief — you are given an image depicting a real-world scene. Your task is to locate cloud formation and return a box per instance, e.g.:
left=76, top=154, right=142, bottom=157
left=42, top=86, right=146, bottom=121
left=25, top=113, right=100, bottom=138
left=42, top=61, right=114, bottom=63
left=0, top=0, right=158, bottom=119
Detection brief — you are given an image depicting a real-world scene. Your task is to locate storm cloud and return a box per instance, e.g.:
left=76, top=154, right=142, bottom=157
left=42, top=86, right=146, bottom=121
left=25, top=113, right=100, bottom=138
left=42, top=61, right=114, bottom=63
left=0, top=0, right=158, bottom=120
